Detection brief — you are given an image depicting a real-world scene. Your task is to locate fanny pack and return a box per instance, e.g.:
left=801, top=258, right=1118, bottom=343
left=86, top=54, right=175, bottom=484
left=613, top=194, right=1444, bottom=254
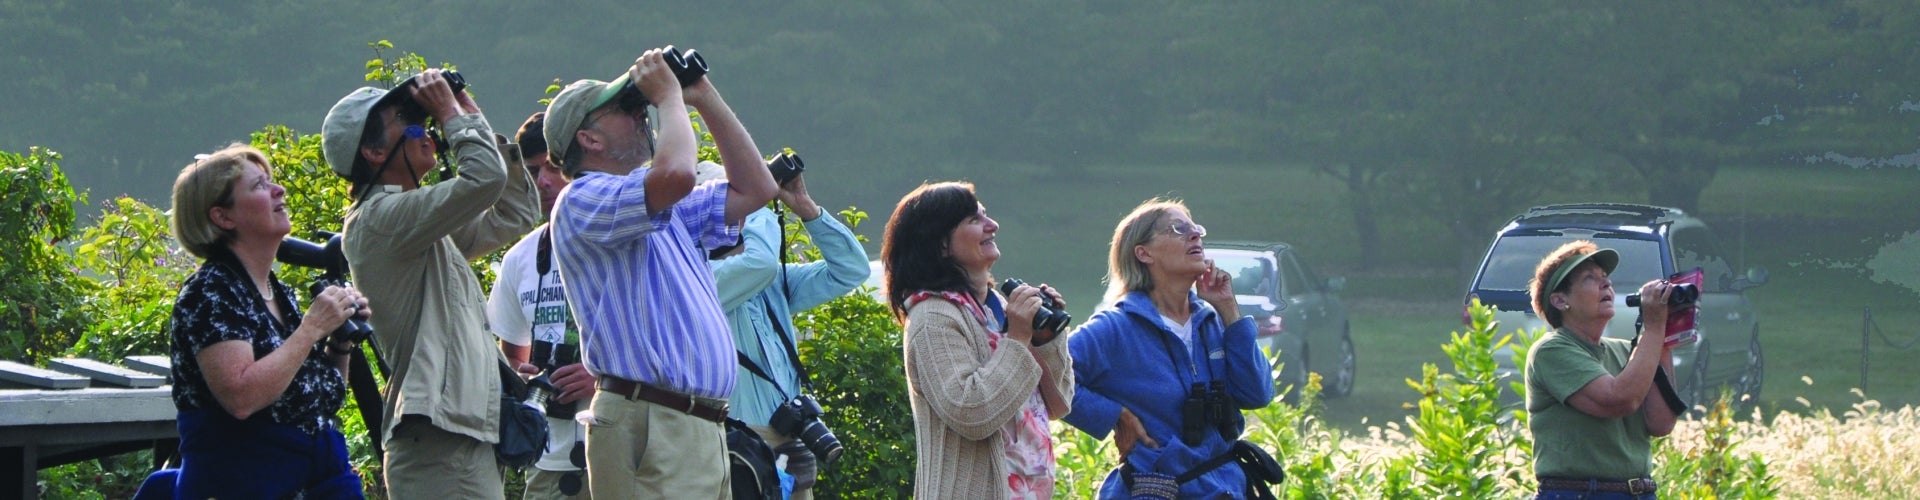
left=1123, top=440, right=1285, bottom=500
left=495, top=360, right=550, bottom=468
left=726, top=418, right=782, bottom=500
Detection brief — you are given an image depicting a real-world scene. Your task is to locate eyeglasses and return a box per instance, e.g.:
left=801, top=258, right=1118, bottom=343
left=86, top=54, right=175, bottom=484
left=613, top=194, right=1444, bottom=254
left=1162, top=221, right=1207, bottom=239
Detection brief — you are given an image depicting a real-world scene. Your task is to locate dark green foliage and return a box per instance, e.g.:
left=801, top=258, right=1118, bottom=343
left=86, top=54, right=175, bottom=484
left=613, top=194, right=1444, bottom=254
left=793, top=291, right=917, bottom=499
left=776, top=205, right=916, bottom=498
left=0, top=147, right=93, bottom=365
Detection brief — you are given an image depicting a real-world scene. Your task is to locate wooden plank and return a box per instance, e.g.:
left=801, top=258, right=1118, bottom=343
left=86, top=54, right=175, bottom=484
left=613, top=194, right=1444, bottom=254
left=123, top=355, right=171, bottom=377
left=0, top=361, right=89, bottom=390
left=0, top=388, right=174, bottom=428
left=49, top=359, right=165, bottom=388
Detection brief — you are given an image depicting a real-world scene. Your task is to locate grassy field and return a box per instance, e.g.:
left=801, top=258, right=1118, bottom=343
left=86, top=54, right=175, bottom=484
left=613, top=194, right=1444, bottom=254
left=849, top=160, right=1920, bottom=433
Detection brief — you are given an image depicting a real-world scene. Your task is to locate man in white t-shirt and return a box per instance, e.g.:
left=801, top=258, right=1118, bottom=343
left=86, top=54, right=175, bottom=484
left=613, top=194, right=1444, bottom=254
left=485, top=112, right=596, bottom=499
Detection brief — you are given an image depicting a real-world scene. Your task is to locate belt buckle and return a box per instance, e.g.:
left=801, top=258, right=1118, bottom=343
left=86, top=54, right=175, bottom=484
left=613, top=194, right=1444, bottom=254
left=1628, top=478, right=1654, bottom=494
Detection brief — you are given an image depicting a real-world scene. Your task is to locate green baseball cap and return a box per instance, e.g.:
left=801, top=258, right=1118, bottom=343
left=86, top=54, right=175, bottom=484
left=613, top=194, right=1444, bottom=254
left=543, top=73, right=634, bottom=176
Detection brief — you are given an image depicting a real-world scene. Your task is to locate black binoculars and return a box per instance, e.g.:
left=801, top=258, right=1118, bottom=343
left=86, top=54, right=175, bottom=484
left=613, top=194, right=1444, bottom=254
left=276, top=232, right=373, bottom=344
left=767, top=152, right=805, bottom=186
left=1000, top=278, right=1071, bottom=334
left=1181, top=381, right=1233, bottom=445
left=1626, top=282, right=1699, bottom=307
left=619, top=46, right=710, bottom=105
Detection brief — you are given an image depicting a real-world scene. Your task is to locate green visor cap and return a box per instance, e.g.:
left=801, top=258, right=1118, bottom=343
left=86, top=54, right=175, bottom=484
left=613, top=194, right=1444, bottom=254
left=1547, top=247, right=1619, bottom=293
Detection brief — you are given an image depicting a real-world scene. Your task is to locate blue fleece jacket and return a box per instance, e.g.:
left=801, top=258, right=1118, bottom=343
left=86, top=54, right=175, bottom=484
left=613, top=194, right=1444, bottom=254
left=1065, top=290, right=1273, bottom=499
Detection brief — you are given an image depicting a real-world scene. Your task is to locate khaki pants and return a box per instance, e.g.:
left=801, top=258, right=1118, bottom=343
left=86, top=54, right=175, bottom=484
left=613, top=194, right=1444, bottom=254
left=385, top=417, right=504, bottom=500
left=750, top=425, right=815, bottom=500
left=523, top=467, right=590, bottom=500
left=584, top=391, right=729, bottom=499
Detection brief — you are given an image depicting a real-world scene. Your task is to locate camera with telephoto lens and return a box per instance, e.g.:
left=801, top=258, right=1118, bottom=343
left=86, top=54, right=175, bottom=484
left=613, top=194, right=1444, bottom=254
left=528, top=342, right=580, bottom=419
left=1626, top=282, right=1699, bottom=307
left=769, top=395, right=843, bottom=468
left=1180, top=381, right=1233, bottom=445
left=276, top=232, right=373, bottom=344
left=999, top=278, right=1071, bottom=335
left=767, top=152, right=805, bottom=186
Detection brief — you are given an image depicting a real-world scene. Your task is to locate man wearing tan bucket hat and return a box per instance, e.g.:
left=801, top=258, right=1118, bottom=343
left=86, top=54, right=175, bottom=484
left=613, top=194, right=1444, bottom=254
left=321, top=69, right=541, bottom=499
left=542, top=47, right=778, bottom=498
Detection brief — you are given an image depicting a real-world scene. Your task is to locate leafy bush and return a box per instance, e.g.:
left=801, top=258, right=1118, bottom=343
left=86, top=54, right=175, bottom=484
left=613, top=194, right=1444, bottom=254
left=67, top=196, right=195, bottom=362
left=776, top=205, right=917, bottom=499
left=1655, top=388, right=1780, bottom=498
left=0, top=147, right=93, bottom=365
left=1401, top=300, right=1535, bottom=496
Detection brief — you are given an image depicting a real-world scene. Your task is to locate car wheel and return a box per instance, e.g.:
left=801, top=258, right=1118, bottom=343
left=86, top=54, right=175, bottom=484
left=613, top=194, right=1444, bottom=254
left=1323, top=332, right=1356, bottom=399
left=1683, top=339, right=1712, bottom=418
left=1733, top=326, right=1764, bottom=411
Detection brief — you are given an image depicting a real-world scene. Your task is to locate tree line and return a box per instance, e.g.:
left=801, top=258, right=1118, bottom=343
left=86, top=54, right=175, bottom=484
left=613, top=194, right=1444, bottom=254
left=2, top=0, right=1915, bottom=270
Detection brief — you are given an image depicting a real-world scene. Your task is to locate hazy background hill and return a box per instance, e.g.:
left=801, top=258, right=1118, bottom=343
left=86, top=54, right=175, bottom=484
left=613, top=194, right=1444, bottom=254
left=6, top=0, right=1920, bottom=421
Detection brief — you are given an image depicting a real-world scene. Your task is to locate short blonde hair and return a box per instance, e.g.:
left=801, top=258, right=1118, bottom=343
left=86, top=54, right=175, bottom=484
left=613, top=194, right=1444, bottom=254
left=1105, top=198, right=1187, bottom=302
left=171, top=144, right=272, bottom=259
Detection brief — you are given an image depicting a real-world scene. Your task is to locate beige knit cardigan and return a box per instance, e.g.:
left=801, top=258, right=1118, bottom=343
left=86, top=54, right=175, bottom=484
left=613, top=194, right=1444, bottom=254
left=904, top=297, right=1075, bottom=499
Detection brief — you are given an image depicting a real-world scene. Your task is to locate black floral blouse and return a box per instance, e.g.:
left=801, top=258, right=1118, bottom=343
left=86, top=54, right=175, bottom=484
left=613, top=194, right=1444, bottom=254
left=169, top=250, right=346, bottom=435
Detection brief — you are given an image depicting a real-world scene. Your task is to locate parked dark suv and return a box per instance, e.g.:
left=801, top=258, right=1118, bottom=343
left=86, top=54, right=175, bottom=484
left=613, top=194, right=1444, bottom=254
left=1466, top=203, right=1768, bottom=409
left=1210, top=241, right=1354, bottom=401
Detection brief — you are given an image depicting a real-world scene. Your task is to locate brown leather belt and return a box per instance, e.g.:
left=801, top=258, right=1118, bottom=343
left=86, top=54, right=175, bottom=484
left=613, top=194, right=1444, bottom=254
left=1537, top=477, right=1658, bottom=495
left=596, top=377, right=728, bottom=423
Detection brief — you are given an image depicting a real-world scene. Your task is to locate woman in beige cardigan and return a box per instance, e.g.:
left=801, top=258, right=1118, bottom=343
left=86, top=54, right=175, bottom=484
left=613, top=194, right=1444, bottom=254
left=882, top=182, right=1074, bottom=499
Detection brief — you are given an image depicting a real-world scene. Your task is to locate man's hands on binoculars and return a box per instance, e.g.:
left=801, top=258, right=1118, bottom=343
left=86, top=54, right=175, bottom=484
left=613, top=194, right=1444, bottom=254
left=631, top=49, right=688, bottom=109
left=774, top=174, right=823, bottom=221
left=406, top=69, right=479, bottom=124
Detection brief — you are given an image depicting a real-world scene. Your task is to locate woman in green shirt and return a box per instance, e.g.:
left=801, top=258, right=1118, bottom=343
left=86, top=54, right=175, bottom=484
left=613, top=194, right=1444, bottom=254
left=1524, top=240, right=1681, bottom=499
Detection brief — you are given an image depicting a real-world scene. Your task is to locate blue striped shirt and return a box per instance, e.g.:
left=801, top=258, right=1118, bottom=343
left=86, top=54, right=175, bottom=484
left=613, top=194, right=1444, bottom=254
left=550, top=168, right=741, bottom=399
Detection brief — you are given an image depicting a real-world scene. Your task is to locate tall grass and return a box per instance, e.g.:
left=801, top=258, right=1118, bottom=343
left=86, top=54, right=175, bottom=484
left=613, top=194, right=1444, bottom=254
left=1052, top=302, right=1920, bottom=498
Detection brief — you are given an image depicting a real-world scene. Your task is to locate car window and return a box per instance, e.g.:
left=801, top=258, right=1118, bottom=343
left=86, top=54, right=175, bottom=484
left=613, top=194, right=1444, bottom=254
left=1281, top=253, right=1313, bottom=297
left=1477, top=235, right=1663, bottom=293
left=1214, top=253, right=1275, bottom=297
left=1670, top=225, right=1736, bottom=291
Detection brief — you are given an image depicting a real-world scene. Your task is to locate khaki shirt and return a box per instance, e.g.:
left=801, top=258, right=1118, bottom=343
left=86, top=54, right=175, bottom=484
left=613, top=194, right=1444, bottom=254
left=343, top=112, right=540, bottom=445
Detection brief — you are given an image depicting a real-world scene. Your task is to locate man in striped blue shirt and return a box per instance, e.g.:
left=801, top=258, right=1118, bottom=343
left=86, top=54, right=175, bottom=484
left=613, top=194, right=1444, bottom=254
left=540, top=48, right=778, bottom=499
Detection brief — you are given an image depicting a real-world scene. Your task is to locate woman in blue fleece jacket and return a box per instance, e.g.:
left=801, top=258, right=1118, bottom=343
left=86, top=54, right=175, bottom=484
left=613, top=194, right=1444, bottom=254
left=1065, top=198, right=1274, bottom=499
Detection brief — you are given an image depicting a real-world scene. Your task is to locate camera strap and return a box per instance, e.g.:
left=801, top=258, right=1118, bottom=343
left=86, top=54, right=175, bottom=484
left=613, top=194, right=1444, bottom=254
left=1629, top=327, right=1690, bottom=415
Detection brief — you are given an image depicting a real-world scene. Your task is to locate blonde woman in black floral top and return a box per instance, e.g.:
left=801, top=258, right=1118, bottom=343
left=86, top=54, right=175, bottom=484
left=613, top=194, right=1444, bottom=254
left=158, top=145, right=371, bottom=499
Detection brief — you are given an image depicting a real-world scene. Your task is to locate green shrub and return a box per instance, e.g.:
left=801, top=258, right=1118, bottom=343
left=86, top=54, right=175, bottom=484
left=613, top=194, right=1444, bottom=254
left=0, top=147, right=93, bottom=365
left=67, top=196, right=194, bottom=361
left=1655, top=388, right=1780, bottom=499
left=1402, top=300, right=1535, bottom=497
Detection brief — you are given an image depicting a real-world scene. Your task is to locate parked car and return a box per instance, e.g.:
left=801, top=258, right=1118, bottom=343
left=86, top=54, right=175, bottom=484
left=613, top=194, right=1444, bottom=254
left=1209, top=241, right=1354, bottom=401
left=1465, top=203, right=1768, bottom=411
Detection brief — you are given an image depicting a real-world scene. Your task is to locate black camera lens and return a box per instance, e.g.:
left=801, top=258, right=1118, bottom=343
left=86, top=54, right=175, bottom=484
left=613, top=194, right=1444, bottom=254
left=770, top=395, right=843, bottom=468
left=999, top=278, right=1073, bottom=334
left=1626, top=282, right=1700, bottom=308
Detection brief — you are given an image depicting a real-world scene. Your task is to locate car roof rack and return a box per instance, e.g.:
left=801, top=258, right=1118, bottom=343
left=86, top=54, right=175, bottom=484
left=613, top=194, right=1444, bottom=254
left=1516, top=203, right=1685, bottom=226
left=1207, top=240, right=1294, bottom=253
